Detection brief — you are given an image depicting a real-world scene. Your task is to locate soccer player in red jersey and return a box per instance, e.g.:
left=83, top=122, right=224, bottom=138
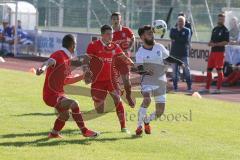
left=83, top=25, right=133, bottom=133
left=200, top=13, right=229, bottom=94
left=36, top=34, right=99, bottom=138
left=111, top=12, right=135, bottom=107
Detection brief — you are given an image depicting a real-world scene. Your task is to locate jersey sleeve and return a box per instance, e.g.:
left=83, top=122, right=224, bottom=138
left=86, top=42, right=96, bottom=57
left=135, top=50, right=143, bottom=64
left=112, top=45, right=129, bottom=74
left=115, top=44, right=124, bottom=55
left=210, top=28, right=215, bottom=41
left=159, top=44, right=170, bottom=59
left=126, top=28, right=134, bottom=39
left=50, top=53, right=64, bottom=67
left=114, top=58, right=130, bottom=75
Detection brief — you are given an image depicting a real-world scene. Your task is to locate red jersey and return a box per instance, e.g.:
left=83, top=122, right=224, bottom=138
left=112, top=26, right=134, bottom=53
left=86, top=39, right=123, bottom=82
left=43, top=50, right=71, bottom=99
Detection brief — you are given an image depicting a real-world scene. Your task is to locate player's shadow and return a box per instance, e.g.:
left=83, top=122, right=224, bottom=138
left=0, top=137, right=139, bottom=147
left=0, top=129, right=79, bottom=138
left=0, top=129, right=139, bottom=147
left=13, top=112, right=55, bottom=117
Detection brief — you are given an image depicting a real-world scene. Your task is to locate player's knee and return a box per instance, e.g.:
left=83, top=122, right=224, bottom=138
left=113, top=97, right=121, bottom=106
left=70, top=100, right=79, bottom=109
left=94, top=101, right=104, bottom=114
left=109, top=92, right=121, bottom=106
left=155, top=106, right=165, bottom=118
left=156, top=106, right=165, bottom=116
left=207, top=68, right=213, bottom=72
left=59, top=111, right=70, bottom=121
left=143, top=97, right=151, bottom=106
left=95, top=106, right=104, bottom=114
left=155, top=95, right=166, bottom=104
left=216, top=68, right=223, bottom=72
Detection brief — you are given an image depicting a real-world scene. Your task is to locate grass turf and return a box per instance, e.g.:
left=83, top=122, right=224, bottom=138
left=0, top=68, right=239, bottom=160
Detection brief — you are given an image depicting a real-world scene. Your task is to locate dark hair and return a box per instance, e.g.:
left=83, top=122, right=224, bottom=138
left=178, top=12, right=185, bottom=17
left=62, top=34, right=75, bottom=49
left=218, top=13, right=225, bottom=17
left=111, top=12, right=121, bottom=18
left=138, top=25, right=152, bottom=37
left=101, top=24, right=113, bottom=34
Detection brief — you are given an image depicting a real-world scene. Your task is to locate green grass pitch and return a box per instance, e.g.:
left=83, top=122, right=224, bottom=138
left=0, top=69, right=239, bottom=160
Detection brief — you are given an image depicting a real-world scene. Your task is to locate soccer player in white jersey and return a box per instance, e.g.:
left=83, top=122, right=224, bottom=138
left=134, top=25, right=184, bottom=136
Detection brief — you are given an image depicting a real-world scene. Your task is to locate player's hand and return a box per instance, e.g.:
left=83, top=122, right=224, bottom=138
left=36, top=68, right=44, bottom=76
left=229, top=41, right=237, bottom=45
left=147, top=70, right=154, bottom=76
left=117, top=53, right=134, bottom=66
left=181, top=63, right=185, bottom=68
left=208, top=42, right=215, bottom=47
left=84, top=70, right=92, bottom=84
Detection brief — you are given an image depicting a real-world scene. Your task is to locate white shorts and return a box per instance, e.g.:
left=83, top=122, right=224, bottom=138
left=141, top=85, right=166, bottom=103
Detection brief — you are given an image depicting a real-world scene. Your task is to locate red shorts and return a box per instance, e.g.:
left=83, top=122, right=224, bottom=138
left=43, top=93, right=66, bottom=108
left=91, top=80, right=119, bottom=103
left=207, top=52, right=224, bottom=69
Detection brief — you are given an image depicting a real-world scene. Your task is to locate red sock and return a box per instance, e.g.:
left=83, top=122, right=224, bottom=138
left=116, top=102, right=126, bottom=129
left=230, top=72, right=240, bottom=84
left=226, top=72, right=236, bottom=83
left=206, top=72, right=212, bottom=89
left=217, top=71, right=224, bottom=89
left=71, top=107, right=87, bottom=133
left=53, top=118, right=66, bottom=133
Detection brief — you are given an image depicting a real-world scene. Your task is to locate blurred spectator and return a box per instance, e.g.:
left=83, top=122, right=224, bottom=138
left=201, top=13, right=229, bottom=94
left=0, top=19, right=14, bottom=56
left=0, top=20, right=34, bottom=55
left=175, top=12, right=193, bottom=82
left=170, top=16, right=192, bottom=92
left=229, top=17, right=239, bottom=42
left=224, top=19, right=240, bottom=76
left=177, top=12, right=193, bottom=37
left=223, top=62, right=240, bottom=86
left=16, top=20, right=33, bottom=46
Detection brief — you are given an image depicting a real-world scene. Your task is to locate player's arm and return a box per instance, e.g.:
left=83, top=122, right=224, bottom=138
left=213, top=41, right=229, bottom=47
left=128, top=35, right=135, bottom=50
left=126, top=28, right=135, bottom=51
left=115, top=53, right=134, bottom=66
left=36, top=58, right=56, bottom=76
left=115, top=44, right=134, bottom=66
left=82, top=54, right=92, bottom=84
left=208, top=28, right=216, bottom=46
left=133, top=52, right=153, bottom=75
left=132, top=65, right=152, bottom=75
left=120, top=72, right=135, bottom=107
left=158, top=43, right=185, bottom=67
left=164, top=56, right=184, bottom=66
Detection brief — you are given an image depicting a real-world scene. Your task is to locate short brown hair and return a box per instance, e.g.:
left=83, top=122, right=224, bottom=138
left=62, top=34, right=75, bottom=49
left=218, top=13, right=225, bottom=17
left=111, top=12, right=121, bottom=18
left=138, top=25, right=152, bottom=37
left=101, top=24, right=113, bottom=34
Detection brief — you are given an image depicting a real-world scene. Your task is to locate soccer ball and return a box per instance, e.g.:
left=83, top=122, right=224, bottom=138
left=152, top=20, right=167, bottom=38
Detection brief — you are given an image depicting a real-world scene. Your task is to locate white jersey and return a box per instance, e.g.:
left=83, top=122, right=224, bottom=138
left=136, top=43, right=169, bottom=85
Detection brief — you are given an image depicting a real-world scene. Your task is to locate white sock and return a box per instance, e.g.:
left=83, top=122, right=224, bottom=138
left=137, top=106, right=147, bottom=127
left=145, top=112, right=156, bottom=124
